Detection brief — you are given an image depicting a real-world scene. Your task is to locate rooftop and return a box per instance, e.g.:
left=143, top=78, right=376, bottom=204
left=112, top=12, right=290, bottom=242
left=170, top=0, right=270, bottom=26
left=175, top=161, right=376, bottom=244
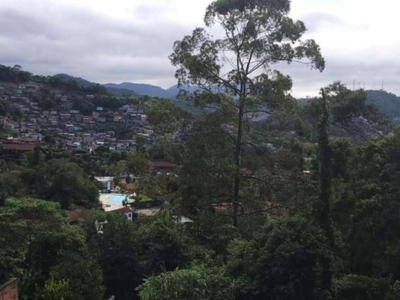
left=110, top=206, right=134, bottom=215
left=1, top=144, right=36, bottom=151
left=151, top=161, right=177, bottom=168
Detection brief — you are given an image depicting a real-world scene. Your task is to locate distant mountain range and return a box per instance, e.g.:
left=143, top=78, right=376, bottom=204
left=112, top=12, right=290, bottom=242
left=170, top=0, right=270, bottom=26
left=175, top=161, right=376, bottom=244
left=53, top=73, right=96, bottom=87
left=103, top=82, right=200, bottom=99
left=105, top=83, right=400, bottom=122
left=53, top=74, right=139, bottom=97
left=54, top=74, right=400, bottom=121
left=103, top=82, right=205, bottom=114
left=104, top=82, right=175, bottom=98
left=53, top=75, right=186, bottom=98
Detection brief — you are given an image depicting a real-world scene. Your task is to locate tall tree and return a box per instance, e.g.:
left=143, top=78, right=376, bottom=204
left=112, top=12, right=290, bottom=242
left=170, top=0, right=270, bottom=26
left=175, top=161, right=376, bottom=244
left=170, top=0, right=324, bottom=226
left=317, top=89, right=334, bottom=297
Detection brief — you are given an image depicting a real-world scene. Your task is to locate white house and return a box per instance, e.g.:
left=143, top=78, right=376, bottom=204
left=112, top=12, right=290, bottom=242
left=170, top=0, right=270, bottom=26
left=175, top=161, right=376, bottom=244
left=95, top=176, right=114, bottom=192
left=110, top=206, right=135, bottom=222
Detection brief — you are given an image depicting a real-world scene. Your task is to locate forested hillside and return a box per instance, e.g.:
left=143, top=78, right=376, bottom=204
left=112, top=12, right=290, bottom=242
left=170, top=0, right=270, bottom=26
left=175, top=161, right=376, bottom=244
left=366, top=90, right=400, bottom=121
left=2, top=0, right=400, bottom=300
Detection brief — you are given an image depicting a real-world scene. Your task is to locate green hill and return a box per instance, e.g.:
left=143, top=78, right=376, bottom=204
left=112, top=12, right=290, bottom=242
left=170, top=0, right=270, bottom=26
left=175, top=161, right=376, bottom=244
left=365, top=90, right=400, bottom=120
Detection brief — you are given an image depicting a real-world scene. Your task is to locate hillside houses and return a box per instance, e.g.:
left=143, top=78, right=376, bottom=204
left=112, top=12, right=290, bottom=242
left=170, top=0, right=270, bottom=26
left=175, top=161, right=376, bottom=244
left=0, top=136, right=39, bottom=159
left=0, top=81, right=155, bottom=155
left=0, top=117, right=19, bottom=131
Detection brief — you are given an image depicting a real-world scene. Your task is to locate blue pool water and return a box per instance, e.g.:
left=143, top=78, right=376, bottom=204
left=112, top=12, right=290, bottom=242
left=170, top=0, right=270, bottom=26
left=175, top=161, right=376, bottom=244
left=108, top=194, right=127, bottom=204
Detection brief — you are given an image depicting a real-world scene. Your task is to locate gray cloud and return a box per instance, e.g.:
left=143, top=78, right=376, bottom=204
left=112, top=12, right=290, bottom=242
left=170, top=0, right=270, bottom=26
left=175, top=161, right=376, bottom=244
left=275, top=58, right=400, bottom=97
left=0, top=0, right=399, bottom=96
left=301, top=12, right=347, bottom=33
left=0, top=1, right=191, bottom=88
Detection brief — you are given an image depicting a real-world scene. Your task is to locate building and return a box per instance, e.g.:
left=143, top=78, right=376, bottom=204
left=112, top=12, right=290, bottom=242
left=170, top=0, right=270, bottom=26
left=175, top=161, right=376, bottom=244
left=82, top=133, right=94, bottom=144
left=59, top=114, right=71, bottom=121
left=0, top=278, right=18, bottom=300
left=95, top=177, right=114, bottom=192
left=82, top=117, right=92, bottom=124
left=173, top=216, right=194, bottom=224
left=0, top=143, right=36, bottom=159
left=0, top=118, right=19, bottom=131
left=67, top=208, right=88, bottom=224
left=151, top=161, right=177, bottom=174
left=109, top=206, right=136, bottom=222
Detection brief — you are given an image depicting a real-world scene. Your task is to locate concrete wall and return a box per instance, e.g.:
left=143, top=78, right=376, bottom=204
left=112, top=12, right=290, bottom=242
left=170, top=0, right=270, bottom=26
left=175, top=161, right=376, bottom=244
left=0, top=279, right=18, bottom=300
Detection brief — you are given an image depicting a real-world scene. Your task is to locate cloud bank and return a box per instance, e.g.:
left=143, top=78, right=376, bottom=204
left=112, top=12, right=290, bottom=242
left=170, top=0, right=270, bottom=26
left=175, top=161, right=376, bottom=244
left=0, top=0, right=398, bottom=97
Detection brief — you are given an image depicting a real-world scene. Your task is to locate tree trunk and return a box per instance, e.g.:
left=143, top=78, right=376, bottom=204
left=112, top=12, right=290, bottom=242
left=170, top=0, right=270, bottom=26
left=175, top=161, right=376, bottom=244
left=232, top=98, right=244, bottom=227
left=318, top=89, right=334, bottom=296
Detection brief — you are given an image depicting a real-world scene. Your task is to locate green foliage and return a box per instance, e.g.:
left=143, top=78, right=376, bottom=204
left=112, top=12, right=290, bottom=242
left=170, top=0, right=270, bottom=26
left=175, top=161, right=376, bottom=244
left=0, top=98, right=23, bottom=121
left=0, top=198, right=100, bottom=299
left=176, top=115, right=235, bottom=215
left=44, top=159, right=100, bottom=209
left=227, top=218, right=331, bottom=300
left=170, top=0, right=324, bottom=228
left=89, top=213, right=140, bottom=299
left=46, top=252, right=105, bottom=300
left=334, top=275, right=395, bottom=300
left=48, top=74, right=107, bottom=94
left=325, top=83, right=384, bottom=125
left=139, top=265, right=236, bottom=300
left=150, top=135, right=185, bottom=162
left=71, top=98, right=94, bottom=115
left=146, top=98, right=188, bottom=133
left=0, top=64, right=32, bottom=82
left=87, top=211, right=194, bottom=299
left=302, top=83, right=387, bottom=142
left=366, top=90, right=400, bottom=121
left=317, top=89, right=334, bottom=295
left=187, top=212, right=240, bottom=259
left=134, top=211, right=193, bottom=273
left=125, top=151, right=150, bottom=176
left=331, top=131, right=400, bottom=278
left=43, top=277, right=70, bottom=300
left=73, top=147, right=124, bottom=177
left=2, top=4, right=400, bottom=300
left=0, top=154, right=101, bottom=209
left=331, top=138, right=352, bottom=179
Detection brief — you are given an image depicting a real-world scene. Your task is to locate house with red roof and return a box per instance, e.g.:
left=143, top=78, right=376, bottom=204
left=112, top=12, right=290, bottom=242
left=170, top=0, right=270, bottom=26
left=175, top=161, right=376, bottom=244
left=67, top=208, right=88, bottom=224
left=109, top=206, right=136, bottom=222
left=0, top=143, right=36, bottom=159
left=151, top=161, right=177, bottom=175
left=0, top=278, right=18, bottom=300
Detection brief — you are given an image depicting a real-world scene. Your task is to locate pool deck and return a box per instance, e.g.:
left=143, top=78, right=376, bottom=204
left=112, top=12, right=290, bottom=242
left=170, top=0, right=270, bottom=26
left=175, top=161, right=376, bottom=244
left=99, top=193, right=162, bottom=216
left=100, top=193, right=126, bottom=212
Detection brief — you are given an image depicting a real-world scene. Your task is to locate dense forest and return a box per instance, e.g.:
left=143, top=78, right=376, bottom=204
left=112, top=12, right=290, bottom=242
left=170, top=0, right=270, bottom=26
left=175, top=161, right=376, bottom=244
left=2, top=0, right=400, bottom=299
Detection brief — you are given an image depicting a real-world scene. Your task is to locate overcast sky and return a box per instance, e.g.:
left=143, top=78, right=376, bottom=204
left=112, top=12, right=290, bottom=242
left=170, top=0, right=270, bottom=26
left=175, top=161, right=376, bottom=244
left=0, top=0, right=398, bottom=97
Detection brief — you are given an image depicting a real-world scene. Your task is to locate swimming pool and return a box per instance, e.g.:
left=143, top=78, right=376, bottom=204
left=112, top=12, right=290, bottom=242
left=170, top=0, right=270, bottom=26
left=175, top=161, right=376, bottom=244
left=108, top=194, right=127, bottom=205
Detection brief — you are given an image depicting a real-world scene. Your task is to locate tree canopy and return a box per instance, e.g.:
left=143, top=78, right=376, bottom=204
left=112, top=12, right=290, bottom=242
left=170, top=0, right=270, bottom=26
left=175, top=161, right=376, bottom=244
left=170, top=0, right=324, bottom=227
